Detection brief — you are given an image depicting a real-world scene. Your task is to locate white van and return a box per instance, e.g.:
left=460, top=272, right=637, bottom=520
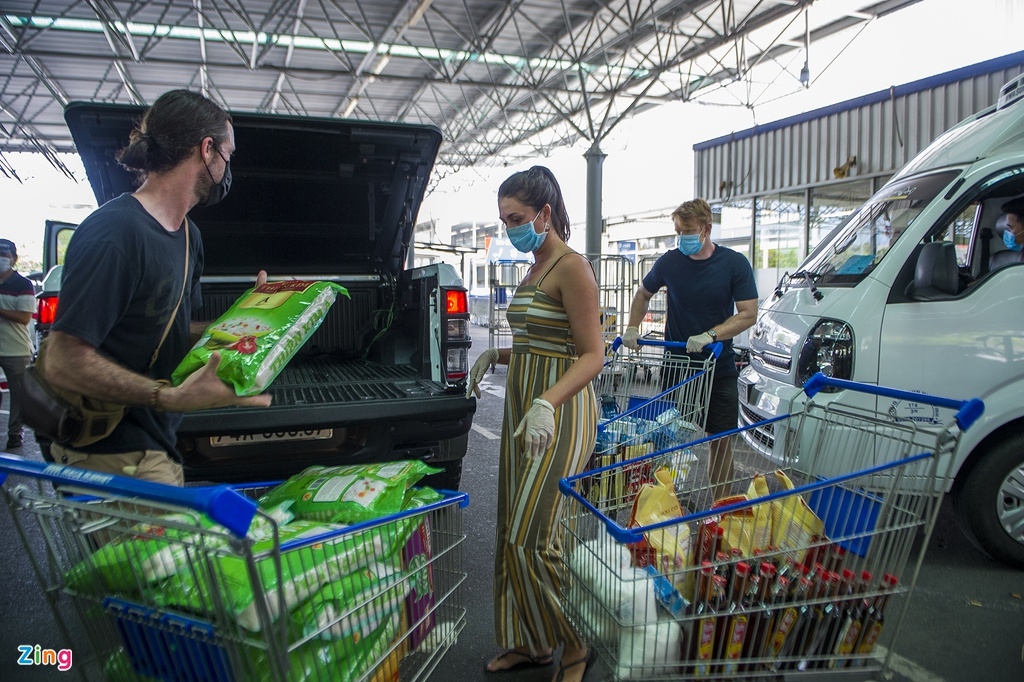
left=737, top=74, right=1024, bottom=569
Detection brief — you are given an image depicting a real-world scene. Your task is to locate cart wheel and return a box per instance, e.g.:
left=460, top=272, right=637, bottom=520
left=952, top=431, right=1024, bottom=569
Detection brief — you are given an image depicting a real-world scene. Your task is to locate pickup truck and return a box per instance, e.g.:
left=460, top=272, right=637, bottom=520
left=41, top=103, right=475, bottom=489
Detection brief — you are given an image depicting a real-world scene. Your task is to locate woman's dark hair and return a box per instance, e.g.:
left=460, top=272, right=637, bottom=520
left=498, top=165, right=571, bottom=242
left=116, top=89, right=232, bottom=175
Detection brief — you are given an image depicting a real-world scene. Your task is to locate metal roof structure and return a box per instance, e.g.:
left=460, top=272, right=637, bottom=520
left=1, top=0, right=921, bottom=185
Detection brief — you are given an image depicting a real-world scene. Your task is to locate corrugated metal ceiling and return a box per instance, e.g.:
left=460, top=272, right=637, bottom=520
left=0, top=0, right=921, bottom=183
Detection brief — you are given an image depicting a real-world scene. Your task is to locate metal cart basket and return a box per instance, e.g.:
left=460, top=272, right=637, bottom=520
left=592, top=338, right=721, bottom=504
left=0, top=457, right=469, bottom=681
left=559, top=373, right=983, bottom=680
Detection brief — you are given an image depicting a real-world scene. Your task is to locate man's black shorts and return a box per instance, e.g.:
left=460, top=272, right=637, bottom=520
left=660, top=351, right=738, bottom=435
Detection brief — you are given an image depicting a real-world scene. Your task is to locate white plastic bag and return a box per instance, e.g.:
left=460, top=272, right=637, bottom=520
left=615, top=616, right=683, bottom=680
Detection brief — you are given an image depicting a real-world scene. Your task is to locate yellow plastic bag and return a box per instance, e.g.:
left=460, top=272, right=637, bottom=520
left=628, top=468, right=693, bottom=594
left=752, top=470, right=826, bottom=564
left=714, top=483, right=773, bottom=558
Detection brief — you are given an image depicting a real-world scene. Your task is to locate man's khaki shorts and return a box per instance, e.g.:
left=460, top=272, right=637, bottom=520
left=51, top=444, right=184, bottom=486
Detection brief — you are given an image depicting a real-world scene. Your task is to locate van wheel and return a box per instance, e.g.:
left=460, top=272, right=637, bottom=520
left=952, top=433, right=1024, bottom=569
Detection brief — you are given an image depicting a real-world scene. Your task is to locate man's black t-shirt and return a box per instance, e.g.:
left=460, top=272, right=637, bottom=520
left=53, top=194, right=204, bottom=456
left=642, top=244, right=758, bottom=378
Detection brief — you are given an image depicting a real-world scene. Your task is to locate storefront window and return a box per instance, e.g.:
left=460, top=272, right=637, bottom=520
left=808, top=179, right=874, bottom=254
left=754, top=192, right=805, bottom=299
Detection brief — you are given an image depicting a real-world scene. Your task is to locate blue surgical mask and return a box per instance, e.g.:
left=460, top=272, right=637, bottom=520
left=0, top=257, right=10, bottom=272
left=507, top=215, right=548, bottom=253
left=1003, top=228, right=1023, bottom=251
left=676, top=233, right=703, bottom=256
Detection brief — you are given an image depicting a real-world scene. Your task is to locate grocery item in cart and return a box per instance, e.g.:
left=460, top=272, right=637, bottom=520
left=615, top=615, right=683, bottom=680
left=567, top=533, right=654, bottom=645
left=64, top=502, right=294, bottom=593
left=155, top=512, right=423, bottom=631
left=754, top=470, right=826, bottom=564
left=403, top=517, right=437, bottom=649
left=255, top=608, right=403, bottom=682
left=289, top=561, right=409, bottom=640
left=172, top=280, right=350, bottom=396
left=628, top=468, right=694, bottom=593
left=258, top=460, right=440, bottom=524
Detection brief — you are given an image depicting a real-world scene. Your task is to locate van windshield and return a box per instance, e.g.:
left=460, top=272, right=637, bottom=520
left=798, top=170, right=961, bottom=285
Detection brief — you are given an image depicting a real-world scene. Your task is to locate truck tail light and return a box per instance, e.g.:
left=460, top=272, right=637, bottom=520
left=36, top=294, right=59, bottom=327
left=441, top=287, right=470, bottom=382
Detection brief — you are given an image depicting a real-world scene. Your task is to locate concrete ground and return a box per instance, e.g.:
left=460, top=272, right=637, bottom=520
left=0, top=324, right=1021, bottom=680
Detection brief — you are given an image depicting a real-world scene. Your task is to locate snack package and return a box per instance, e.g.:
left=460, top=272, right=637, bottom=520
left=172, top=280, right=349, bottom=396
left=756, top=470, right=826, bottom=563
left=257, top=461, right=441, bottom=524
left=627, top=468, right=694, bottom=596
left=402, top=518, right=436, bottom=649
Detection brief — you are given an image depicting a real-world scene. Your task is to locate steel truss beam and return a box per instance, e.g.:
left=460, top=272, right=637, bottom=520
left=0, top=0, right=919, bottom=181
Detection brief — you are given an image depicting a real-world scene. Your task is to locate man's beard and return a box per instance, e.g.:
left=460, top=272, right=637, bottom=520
left=194, top=172, right=213, bottom=206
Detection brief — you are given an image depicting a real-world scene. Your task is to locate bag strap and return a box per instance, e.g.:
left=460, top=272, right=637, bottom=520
left=148, top=218, right=190, bottom=370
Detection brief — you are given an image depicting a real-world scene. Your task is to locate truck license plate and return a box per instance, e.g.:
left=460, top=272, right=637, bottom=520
left=210, top=429, right=333, bottom=448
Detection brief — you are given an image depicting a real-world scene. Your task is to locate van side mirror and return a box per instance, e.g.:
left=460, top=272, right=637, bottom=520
left=906, top=241, right=959, bottom=300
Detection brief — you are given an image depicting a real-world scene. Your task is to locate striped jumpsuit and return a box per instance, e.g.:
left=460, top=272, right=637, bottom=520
left=494, top=253, right=598, bottom=653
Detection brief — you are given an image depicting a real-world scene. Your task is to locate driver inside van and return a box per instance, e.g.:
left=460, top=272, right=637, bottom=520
left=996, top=197, right=1024, bottom=267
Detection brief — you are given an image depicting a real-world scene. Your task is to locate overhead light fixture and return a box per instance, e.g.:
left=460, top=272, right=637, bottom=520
left=342, top=98, right=359, bottom=117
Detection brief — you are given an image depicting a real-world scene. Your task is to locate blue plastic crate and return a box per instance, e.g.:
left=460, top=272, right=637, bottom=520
left=807, top=483, right=882, bottom=557
left=104, top=597, right=233, bottom=681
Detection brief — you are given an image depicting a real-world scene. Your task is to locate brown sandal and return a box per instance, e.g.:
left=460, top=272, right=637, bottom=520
left=484, top=649, right=554, bottom=673
left=554, top=649, right=594, bottom=681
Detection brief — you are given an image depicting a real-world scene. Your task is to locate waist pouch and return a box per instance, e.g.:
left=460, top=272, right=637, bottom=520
left=21, top=338, right=126, bottom=448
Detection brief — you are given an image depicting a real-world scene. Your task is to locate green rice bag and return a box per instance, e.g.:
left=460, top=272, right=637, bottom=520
left=154, top=513, right=422, bottom=631
left=289, top=562, right=408, bottom=640
left=258, top=461, right=441, bottom=524
left=252, top=609, right=401, bottom=682
left=172, top=280, right=349, bottom=396
left=64, top=512, right=217, bottom=594
left=64, top=501, right=293, bottom=593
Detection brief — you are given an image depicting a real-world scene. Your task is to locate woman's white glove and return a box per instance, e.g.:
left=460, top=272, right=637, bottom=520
left=622, top=326, right=641, bottom=350
left=466, top=348, right=500, bottom=398
left=513, top=398, right=555, bottom=458
left=686, top=332, right=714, bottom=353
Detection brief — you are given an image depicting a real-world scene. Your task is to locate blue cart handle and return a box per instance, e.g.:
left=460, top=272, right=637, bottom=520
left=0, top=454, right=257, bottom=537
left=611, top=337, right=723, bottom=358
left=802, top=372, right=985, bottom=431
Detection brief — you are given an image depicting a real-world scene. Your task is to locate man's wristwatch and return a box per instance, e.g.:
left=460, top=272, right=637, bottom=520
left=706, top=329, right=718, bottom=340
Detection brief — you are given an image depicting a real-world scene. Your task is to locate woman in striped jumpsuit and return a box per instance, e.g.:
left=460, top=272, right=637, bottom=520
left=467, top=166, right=604, bottom=682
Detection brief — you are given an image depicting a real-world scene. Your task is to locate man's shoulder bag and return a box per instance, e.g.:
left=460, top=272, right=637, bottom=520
left=21, top=222, right=191, bottom=449
left=21, top=338, right=127, bottom=448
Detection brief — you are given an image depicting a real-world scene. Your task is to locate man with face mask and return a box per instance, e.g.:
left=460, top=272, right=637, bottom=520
left=622, top=198, right=758, bottom=502
left=997, top=197, right=1024, bottom=264
left=43, top=89, right=270, bottom=485
left=0, top=239, right=38, bottom=449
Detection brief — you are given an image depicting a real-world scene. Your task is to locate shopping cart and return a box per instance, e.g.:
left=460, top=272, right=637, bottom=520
left=558, top=373, right=983, bottom=680
left=592, top=338, right=722, bottom=506
left=0, top=456, right=469, bottom=681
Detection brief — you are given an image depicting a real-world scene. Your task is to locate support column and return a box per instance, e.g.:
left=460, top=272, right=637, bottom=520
left=584, top=141, right=606, bottom=269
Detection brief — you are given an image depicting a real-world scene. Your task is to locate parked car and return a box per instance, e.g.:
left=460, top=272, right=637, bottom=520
left=737, top=74, right=1024, bottom=568
left=42, top=103, right=475, bottom=488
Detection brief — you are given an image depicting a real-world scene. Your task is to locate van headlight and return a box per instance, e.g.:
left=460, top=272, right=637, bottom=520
left=796, top=319, right=853, bottom=390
